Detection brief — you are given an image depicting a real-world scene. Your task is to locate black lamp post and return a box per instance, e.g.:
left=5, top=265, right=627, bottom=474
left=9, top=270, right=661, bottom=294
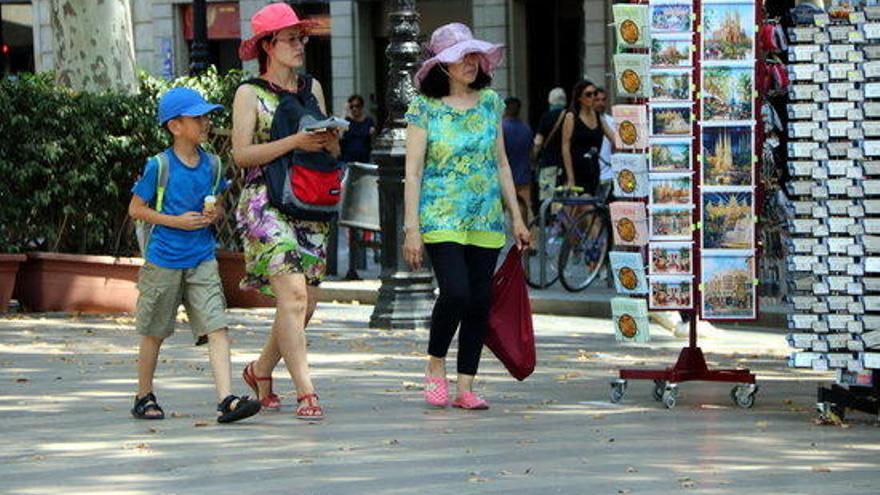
left=369, top=0, right=435, bottom=330
left=189, top=0, right=209, bottom=75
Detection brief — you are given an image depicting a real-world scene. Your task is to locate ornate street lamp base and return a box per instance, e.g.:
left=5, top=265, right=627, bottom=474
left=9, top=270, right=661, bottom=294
left=369, top=271, right=435, bottom=330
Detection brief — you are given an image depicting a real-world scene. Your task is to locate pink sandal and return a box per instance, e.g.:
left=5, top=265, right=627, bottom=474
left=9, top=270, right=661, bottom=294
left=242, top=361, right=281, bottom=410
left=296, top=393, right=324, bottom=420
left=424, top=376, right=449, bottom=407
left=452, top=392, right=489, bottom=410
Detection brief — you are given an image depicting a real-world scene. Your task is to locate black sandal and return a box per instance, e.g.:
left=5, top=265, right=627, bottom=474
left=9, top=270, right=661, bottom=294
left=131, top=392, right=165, bottom=420
left=217, top=395, right=261, bottom=424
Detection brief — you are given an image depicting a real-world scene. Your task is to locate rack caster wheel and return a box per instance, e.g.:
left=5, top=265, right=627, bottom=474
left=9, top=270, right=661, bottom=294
left=652, top=380, right=665, bottom=402
left=662, top=384, right=679, bottom=409
left=731, top=384, right=759, bottom=409
left=610, top=379, right=627, bottom=403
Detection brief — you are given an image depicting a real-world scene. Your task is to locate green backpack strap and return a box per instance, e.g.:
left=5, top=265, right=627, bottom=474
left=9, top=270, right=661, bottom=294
left=153, top=152, right=170, bottom=213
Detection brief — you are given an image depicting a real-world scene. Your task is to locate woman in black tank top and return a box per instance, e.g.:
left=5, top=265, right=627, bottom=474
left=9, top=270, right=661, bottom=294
left=561, top=80, right=617, bottom=196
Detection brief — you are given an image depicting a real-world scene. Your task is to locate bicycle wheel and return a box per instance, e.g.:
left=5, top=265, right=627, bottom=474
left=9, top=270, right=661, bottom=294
left=524, top=214, right=566, bottom=288
left=558, top=209, right=611, bottom=292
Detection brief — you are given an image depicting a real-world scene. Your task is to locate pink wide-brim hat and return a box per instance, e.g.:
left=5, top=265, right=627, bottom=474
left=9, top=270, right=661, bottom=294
left=414, top=23, right=505, bottom=87
left=238, top=2, right=316, bottom=61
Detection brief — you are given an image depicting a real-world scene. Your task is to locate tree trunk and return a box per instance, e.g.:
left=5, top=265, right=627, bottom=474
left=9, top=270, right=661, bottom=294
left=50, top=0, right=138, bottom=93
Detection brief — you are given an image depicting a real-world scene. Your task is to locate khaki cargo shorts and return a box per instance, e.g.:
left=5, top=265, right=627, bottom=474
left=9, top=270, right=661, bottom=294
left=135, top=259, right=227, bottom=345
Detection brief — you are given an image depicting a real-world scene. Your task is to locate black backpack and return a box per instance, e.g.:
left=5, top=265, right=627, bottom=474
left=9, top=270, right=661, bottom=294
left=246, top=76, right=343, bottom=222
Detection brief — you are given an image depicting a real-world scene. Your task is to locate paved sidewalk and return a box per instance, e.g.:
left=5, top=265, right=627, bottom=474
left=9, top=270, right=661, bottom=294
left=1, top=304, right=877, bottom=495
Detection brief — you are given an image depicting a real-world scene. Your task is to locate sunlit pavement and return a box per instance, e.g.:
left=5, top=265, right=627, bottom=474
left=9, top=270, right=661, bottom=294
left=1, top=304, right=877, bottom=495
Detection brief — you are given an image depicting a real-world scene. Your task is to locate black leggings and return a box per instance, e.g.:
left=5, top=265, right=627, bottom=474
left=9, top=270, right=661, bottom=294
left=425, top=242, right=501, bottom=375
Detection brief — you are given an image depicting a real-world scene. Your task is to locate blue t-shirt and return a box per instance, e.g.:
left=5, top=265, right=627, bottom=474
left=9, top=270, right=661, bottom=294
left=131, top=148, right=227, bottom=269
left=503, top=118, right=534, bottom=186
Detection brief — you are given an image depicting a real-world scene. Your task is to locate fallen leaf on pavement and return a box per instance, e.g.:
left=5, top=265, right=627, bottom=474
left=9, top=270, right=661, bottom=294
left=15, top=378, right=28, bottom=383
left=554, top=371, right=582, bottom=382
left=194, top=421, right=210, bottom=427
left=812, top=465, right=831, bottom=473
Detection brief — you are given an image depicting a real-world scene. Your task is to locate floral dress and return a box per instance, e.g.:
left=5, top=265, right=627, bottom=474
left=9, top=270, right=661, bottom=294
left=235, top=81, right=329, bottom=295
left=404, top=89, right=506, bottom=248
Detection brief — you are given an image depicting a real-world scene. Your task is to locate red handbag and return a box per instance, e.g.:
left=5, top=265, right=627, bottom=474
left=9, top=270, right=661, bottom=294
left=485, top=246, right=536, bottom=381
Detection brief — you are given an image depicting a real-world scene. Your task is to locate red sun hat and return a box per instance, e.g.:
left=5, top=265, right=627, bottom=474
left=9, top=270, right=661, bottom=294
left=238, top=2, right=316, bottom=61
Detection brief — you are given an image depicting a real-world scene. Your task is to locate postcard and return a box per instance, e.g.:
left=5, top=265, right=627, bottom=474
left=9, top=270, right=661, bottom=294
left=701, top=2, right=756, bottom=63
left=613, top=105, right=650, bottom=150
left=651, top=69, right=693, bottom=102
left=649, top=241, right=694, bottom=275
left=649, top=205, right=694, bottom=241
left=611, top=297, right=651, bottom=343
left=701, top=191, right=754, bottom=250
left=651, top=34, right=694, bottom=68
left=649, top=275, right=694, bottom=310
left=610, top=251, right=649, bottom=295
left=651, top=3, right=694, bottom=33
left=650, top=137, right=693, bottom=171
left=651, top=103, right=693, bottom=136
left=610, top=201, right=649, bottom=247
left=650, top=172, right=694, bottom=205
left=613, top=4, right=650, bottom=49
left=702, top=66, right=754, bottom=122
left=615, top=53, right=652, bottom=98
left=701, top=125, right=754, bottom=186
left=611, top=153, right=649, bottom=198
left=700, top=251, right=756, bottom=319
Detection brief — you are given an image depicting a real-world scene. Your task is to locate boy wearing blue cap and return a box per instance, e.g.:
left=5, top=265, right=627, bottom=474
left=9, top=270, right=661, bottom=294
left=128, top=87, right=261, bottom=423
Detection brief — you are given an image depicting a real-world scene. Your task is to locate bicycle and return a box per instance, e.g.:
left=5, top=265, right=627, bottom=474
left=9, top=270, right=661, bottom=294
left=556, top=151, right=613, bottom=292
left=523, top=185, right=587, bottom=289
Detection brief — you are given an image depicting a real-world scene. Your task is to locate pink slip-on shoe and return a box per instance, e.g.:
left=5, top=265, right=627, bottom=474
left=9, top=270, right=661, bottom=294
left=452, top=392, right=489, bottom=410
left=424, top=376, right=449, bottom=407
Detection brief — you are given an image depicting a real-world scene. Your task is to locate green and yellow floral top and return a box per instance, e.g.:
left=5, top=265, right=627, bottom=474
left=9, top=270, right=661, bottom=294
left=405, top=89, right=506, bottom=248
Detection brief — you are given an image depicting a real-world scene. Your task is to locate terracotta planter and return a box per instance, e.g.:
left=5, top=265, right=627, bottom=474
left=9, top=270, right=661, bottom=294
left=216, top=250, right=274, bottom=308
left=0, top=254, right=27, bottom=312
left=15, top=252, right=143, bottom=313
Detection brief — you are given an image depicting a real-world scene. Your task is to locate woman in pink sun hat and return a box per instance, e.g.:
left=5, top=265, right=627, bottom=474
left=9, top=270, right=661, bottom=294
left=231, top=2, right=335, bottom=420
left=403, top=23, right=530, bottom=411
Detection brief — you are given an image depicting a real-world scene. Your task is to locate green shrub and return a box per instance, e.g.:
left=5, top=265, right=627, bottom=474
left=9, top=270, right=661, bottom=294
left=0, top=67, right=246, bottom=255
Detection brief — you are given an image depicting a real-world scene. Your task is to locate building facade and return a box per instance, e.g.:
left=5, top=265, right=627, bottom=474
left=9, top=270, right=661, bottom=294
left=16, top=0, right=613, bottom=126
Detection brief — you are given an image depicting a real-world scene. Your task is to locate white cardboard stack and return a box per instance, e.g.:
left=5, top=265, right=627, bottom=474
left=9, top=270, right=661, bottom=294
left=786, top=6, right=880, bottom=384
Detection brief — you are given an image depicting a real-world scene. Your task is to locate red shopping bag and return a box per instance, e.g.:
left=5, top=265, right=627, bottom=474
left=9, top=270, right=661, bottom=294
left=485, top=246, right=536, bottom=381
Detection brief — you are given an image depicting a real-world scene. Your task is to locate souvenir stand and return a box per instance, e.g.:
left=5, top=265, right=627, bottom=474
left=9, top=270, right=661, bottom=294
left=608, top=0, right=761, bottom=409
left=783, top=2, right=880, bottom=421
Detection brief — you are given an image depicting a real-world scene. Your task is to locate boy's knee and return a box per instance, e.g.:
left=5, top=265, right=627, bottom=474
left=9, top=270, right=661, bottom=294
left=195, top=327, right=228, bottom=346
left=141, top=335, right=164, bottom=347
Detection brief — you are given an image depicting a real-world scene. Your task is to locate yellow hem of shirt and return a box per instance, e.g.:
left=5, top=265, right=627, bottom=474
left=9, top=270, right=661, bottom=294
left=422, top=230, right=505, bottom=249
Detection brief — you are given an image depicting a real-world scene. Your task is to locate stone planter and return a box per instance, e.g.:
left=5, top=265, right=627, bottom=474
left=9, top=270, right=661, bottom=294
left=0, top=254, right=27, bottom=312
left=216, top=250, right=274, bottom=308
left=15, top=252, right=143, bottom=313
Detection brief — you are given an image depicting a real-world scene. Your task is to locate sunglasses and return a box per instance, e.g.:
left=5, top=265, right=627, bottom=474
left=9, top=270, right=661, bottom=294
left=349, top=103, right=363, bottom=109
left=581, top=91, right=597, bottom=98
left=273, top=34, right=309, bottom=47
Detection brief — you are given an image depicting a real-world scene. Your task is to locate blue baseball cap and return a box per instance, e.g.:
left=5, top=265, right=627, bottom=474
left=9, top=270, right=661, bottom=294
left=157, top=87, right=223, bottom=125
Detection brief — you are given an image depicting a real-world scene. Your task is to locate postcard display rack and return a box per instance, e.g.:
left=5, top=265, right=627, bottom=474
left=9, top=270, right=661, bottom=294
left=784, top=5, right=880, bottom=421
left=608, top=0, right=761, bottom=409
